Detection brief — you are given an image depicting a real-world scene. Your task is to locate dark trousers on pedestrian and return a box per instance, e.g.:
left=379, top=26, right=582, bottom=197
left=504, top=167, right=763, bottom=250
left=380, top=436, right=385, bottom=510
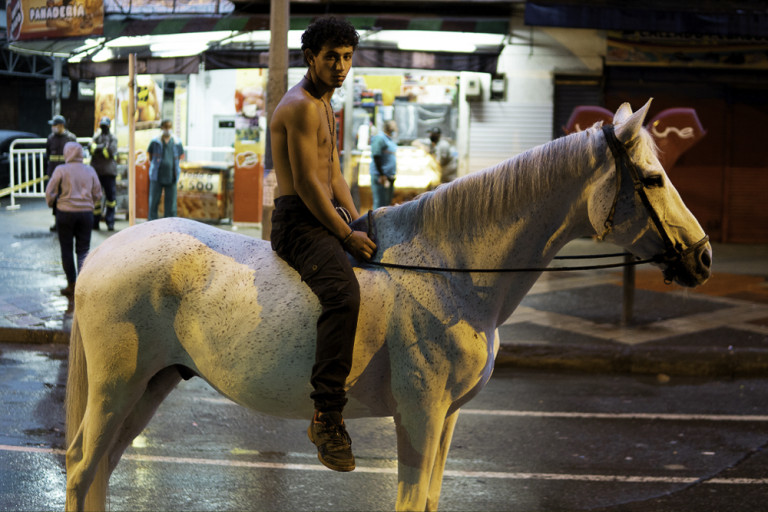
left=371, top=176, right=395, bottom=209
left=270, top=194, right=360, bottom=413
left=94, top=174, right=117, bottom=228
left=148, top=180, right=177, bottom=220
left=56, top=210, right=93, bottom=286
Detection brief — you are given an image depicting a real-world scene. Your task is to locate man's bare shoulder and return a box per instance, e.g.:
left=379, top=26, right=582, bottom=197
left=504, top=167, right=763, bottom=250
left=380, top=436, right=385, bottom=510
left=275, top=85, right=315, bottom=117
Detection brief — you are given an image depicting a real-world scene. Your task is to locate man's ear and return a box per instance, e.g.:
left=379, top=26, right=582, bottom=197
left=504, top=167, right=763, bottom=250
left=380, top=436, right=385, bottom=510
left=304, top=49, right=314, bottom=65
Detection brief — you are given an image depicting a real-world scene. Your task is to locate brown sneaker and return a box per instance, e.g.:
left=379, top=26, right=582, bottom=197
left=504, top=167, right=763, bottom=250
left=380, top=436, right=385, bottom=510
left=307, top=411, right=355, bottom=472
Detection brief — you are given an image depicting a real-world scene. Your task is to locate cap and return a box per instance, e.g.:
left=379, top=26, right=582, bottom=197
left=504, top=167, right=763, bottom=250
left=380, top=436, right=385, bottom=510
left=428, top=127, right=441, bottom=135
left=49, top=115, right=66, bottom=126
left=99, top=116, right=111, bottom=127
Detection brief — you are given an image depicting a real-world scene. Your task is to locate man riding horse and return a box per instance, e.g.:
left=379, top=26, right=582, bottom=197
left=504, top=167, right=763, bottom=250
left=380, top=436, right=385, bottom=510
left=269, top=16, right=377, bottom=472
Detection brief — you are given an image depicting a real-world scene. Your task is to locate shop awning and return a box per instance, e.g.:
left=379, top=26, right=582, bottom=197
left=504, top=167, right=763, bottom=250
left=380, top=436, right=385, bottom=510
left=524, top=0, right=768, bottom=38
left=69, top=45, right=500, bottom=79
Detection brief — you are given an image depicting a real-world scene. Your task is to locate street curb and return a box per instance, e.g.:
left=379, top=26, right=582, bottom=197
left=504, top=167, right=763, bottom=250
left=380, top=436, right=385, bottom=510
left=3, top=327, right=768, bottom=377
left=0, top=327, right=69, bottom=345
left=497, top=344, right=768, bottom=377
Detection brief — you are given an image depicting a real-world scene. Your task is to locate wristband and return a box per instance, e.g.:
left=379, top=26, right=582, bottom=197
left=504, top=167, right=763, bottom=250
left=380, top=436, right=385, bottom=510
left=342, top=230, right=353, bottom=245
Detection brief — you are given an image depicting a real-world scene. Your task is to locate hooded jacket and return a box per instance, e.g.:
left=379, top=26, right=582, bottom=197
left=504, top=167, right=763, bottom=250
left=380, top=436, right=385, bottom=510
left=45, top=142, right=102, bottom=212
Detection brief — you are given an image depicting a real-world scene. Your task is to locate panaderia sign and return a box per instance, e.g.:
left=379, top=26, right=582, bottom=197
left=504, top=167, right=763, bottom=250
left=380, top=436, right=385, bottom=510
left=6, top=0, right=103, bottom=42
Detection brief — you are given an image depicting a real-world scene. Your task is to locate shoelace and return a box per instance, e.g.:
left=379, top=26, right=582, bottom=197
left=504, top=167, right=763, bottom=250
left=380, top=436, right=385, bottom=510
left=323, top=422, right=352, bottom=448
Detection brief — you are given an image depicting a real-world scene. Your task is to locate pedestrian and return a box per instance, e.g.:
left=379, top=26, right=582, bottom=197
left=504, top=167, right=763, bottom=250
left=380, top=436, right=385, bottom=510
left=269, top=15, right=376, bottom=473
left=417, top=127, right=458, bottom=184
left=370, top=119, right=398, bottom=209
left=90, top=117, right=118, bottom=231
left=146, top=119, right=184, bottom=220
left=46, top=115, right=77, bottom=231
left=45, top=142, right=102, bottom=297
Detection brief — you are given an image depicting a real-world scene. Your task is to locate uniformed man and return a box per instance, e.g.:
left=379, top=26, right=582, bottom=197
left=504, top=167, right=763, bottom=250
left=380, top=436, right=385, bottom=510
left=46, top=115, right=77, bottom=232
left=90, top=117, right=118, bottom=231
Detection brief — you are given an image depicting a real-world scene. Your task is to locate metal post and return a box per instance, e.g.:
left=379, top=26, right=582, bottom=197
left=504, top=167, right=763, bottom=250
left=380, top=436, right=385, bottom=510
left=621, top=254, right=635, bottom=325
left=128, top=54, right=136, bottom=226
left=52, top=57, right=62, bottom=118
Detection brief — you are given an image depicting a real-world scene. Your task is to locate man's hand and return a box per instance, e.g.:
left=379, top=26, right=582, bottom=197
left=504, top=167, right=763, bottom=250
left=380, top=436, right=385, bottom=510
left=377, top=175, right=389, bottom=186
left=343, top=230, right=377, bottom=261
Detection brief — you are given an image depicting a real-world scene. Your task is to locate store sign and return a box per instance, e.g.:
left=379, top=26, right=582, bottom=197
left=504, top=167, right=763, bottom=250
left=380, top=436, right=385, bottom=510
left=6, top=0, right=104, bottom=42
left=564, top=105, right=706, bottom=170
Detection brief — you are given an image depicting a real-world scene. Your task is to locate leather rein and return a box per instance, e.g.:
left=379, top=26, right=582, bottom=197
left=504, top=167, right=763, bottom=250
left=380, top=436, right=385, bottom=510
left=362, top=124, right=708, bottom=276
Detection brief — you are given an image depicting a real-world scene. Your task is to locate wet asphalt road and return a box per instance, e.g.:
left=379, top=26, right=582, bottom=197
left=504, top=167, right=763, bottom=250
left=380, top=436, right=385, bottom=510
left=2, top=343, right=768, bottom=512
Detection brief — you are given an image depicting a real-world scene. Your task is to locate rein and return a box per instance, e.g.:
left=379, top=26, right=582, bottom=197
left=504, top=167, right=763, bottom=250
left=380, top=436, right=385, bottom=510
left=362, top=254, right=657, bottom=274
left=360, top=124, right=707, bottom=276
left=362, top=196, right=656, bottom=274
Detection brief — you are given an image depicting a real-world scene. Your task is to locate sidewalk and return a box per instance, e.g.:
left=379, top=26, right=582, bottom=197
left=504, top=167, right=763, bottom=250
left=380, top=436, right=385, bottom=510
left=2, top=197, right=767, bottom=376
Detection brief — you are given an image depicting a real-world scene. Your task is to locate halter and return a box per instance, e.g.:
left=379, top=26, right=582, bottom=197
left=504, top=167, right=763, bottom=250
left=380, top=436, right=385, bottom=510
left=601, top=124, right=709, bottom=283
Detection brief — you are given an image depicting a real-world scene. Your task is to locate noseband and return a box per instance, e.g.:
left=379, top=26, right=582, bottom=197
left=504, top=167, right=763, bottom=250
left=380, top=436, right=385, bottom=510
left=601, top=124, right=709, bottom=282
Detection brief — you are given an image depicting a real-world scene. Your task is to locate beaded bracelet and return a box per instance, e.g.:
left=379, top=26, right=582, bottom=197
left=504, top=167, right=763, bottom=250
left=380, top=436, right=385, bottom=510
left=342, top=230, right=354, bottom=245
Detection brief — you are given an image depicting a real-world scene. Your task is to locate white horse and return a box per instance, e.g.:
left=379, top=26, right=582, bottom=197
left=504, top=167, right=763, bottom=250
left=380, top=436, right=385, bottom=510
left=65, top=100, right=712, bottom=511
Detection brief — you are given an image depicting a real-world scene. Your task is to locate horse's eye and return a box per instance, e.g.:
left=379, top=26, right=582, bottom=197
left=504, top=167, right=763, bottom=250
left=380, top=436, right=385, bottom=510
left=642, top=174, right=664, bottom=188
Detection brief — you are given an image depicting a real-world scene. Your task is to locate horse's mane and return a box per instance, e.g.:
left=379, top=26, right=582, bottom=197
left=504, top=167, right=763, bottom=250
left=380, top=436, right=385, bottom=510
left=393, top=125, right=608, bottom=237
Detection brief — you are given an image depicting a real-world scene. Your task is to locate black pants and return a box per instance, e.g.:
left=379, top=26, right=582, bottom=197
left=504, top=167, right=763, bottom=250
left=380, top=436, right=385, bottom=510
left=271, top=195, right=360, bottom=413
left=94, top=174, right=117, bottom=227
left=56, top=210, right=93, bottom=286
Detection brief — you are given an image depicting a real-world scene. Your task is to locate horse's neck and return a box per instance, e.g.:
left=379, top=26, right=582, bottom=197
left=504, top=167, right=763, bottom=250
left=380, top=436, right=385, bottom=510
left=382, top=134, right=599, bottom=267
left=374, top=132, right=603, bottom=324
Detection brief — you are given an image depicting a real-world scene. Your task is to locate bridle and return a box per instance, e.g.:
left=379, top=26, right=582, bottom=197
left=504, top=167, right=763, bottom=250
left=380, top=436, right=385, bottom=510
left=600, top=124, right=709, bottom=283
left=362, top=125, right=709, bottom=279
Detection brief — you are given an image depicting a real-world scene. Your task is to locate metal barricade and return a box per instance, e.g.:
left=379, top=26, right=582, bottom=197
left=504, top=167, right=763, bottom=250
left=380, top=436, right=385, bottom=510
left=4, top=137, right=93, bottom=210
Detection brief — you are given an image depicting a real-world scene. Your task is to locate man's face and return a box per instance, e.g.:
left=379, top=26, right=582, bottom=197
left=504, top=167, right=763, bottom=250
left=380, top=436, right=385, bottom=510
left=310, top=43, right=354, bottom=89
left=52, top=124, right=64, bottom=134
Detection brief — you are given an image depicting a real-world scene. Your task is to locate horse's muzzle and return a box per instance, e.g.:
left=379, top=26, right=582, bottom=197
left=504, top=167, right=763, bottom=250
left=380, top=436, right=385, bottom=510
left=661, top=237, right=712, bottom=287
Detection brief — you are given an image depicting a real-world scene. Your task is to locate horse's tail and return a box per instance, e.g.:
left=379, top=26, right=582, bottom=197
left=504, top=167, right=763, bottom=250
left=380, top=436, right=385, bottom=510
left=65, top=312, right=108, bottom=511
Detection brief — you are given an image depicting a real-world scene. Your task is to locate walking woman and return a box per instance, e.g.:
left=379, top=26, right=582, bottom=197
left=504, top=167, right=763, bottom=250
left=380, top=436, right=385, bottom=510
left=45, top=142, right=102, bottom=297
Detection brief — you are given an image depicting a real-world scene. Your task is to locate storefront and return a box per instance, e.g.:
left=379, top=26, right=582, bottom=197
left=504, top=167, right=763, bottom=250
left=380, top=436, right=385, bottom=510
left=88, top=65, right=482, bottom=221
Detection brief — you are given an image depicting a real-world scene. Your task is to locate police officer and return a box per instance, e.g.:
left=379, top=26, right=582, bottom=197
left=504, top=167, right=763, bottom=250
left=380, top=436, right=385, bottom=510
left=46, top=115, right=77, bottom=232
left=90, top=117, right=118, bottom=231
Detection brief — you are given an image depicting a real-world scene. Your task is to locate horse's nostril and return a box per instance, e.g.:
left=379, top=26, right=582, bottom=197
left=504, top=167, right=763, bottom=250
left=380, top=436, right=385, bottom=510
left=699, top=249, right=712, bottom=269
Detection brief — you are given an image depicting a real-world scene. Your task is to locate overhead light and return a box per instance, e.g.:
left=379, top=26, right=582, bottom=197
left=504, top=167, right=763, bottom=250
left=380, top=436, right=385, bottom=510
left=362, top=30, right=504, bottom=53
left=397, top=32, right=476, bottom=53
left=91, top=47, right=113, bottom=62
left=150, top=42, right=210, bottom=58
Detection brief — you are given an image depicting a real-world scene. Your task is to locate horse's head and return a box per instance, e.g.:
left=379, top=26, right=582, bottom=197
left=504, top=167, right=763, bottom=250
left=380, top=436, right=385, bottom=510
left=588, top=99, right=712, bottom=287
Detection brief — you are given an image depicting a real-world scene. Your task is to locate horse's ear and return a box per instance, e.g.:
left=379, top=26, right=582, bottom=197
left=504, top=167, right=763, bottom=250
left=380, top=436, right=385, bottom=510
left=613, top=103, right=633, bottom=125
left=615, top=99, right=653, bottom=143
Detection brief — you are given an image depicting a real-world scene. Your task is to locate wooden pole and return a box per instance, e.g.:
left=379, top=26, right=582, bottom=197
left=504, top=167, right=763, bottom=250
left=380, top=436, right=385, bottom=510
left=128, top=54, right=136, bottom=226
left=262, top=0, right=289, bottom=240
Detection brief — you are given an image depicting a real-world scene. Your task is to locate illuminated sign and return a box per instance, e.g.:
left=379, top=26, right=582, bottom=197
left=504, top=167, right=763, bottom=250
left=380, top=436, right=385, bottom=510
left=6, top=0, right=104, bottom=42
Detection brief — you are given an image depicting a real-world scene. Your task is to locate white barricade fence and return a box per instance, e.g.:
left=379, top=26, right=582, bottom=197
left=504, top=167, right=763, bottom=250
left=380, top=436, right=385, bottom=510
left=5, top=140, right=235, bottom=211
left=4, top=137, right=92, bottom=210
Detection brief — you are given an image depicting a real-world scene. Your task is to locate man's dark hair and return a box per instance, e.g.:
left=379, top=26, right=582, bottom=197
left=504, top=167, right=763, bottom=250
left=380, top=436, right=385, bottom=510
left=301, top=16, right=359, bottom=66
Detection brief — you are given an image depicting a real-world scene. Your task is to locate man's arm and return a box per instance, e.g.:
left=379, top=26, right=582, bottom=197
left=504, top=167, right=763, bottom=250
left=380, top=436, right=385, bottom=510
left=107, top=134, right=118, bottom=158
left=45, top=170, right=61, bottom=207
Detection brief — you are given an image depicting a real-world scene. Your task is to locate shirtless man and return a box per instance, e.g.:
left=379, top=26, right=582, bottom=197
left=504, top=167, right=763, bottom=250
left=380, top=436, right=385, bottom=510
left=269, top=16, right=376, bottom=472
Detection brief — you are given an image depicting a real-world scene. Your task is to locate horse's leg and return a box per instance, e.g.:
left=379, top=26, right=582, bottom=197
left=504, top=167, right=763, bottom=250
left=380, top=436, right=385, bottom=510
left=394, top=405, right=450, bottom=512
left=66, top=379, right=146, bottom=511
left=425, top=410, right=460, bottom=512
left=107, top=367, right=183, bottom=473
